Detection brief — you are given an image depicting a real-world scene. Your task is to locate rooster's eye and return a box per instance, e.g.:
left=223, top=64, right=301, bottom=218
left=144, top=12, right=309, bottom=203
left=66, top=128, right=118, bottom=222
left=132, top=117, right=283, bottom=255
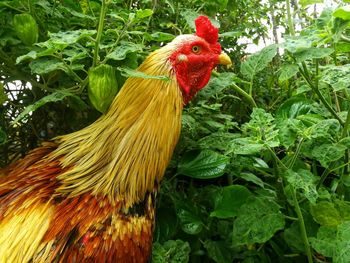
left=192, top=45, right=201, bottom=54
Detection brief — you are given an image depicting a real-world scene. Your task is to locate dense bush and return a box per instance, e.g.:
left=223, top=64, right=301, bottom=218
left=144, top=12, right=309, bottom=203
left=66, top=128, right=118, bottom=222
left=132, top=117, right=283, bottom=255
left=1, top=0, right=350, bottom=262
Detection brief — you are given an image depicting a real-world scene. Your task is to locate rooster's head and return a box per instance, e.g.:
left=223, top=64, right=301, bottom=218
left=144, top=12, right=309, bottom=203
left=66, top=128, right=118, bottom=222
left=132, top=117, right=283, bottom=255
left=168, top=16, right=232, bottom=103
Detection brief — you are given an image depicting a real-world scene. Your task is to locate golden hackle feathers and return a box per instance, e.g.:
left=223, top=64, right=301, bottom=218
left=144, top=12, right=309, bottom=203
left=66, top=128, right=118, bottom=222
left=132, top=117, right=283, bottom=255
left=0, top=32, right=209, bottom=263
left=52, top=43, right=183, bottom=208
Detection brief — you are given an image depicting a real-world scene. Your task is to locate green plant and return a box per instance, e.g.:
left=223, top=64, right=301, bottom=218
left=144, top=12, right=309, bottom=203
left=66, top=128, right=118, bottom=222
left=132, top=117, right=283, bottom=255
left=2, top=0, right=350, bottom=262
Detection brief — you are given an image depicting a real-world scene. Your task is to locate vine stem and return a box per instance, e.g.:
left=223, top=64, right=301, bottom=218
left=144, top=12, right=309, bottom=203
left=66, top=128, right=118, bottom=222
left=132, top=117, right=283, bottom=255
left=267, top=146, right=288, bottom=171
left=341, top=34, right=350, bottom=43
left=342, top=105, right=350, bottom=175
left=92, top=0, right=109, bottom=67
left=342, top=106, right=350, bottom=138
left=288, top=138, right=303, bottom=169
left=249, top=80, right=253, bottom=97
left=298, top=63, right=344, bottom=125
left=291, top=187, right=313, bottom=263
left=232, top=83, right=257, bottom=108
left=210, top=71, right=257, bottom=108
left=286, top=0, right=295, bottom=37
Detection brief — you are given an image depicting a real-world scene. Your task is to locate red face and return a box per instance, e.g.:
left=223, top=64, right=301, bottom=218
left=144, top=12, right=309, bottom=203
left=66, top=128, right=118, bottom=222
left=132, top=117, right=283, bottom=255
left=169, top=37, right=222, bottom=104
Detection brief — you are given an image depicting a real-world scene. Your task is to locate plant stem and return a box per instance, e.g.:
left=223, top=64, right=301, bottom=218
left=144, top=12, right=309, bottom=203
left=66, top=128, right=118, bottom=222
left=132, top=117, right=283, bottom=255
left=286, top=0, right=295, bottom=37
left=284, top=215, right=298, bottom=221
left=227, top=174, right=233, bottom=185
left=288, top=138, right=303, bottom=169
left=342, top=103, right=350, bottom=174
left=314, top=59, right=319, bottom=90
left=317, top=167, right=330, bottom=189
left=342, top=106, right=350, bottom=138
left=341, top=34, right=350, bottom=43
left=298, top=64, right=344, bottom=125
left=249, top=80, right=253, bottom=96
left=92, top=0, right=109, bottom=67
left=291, top=187, right=313, bottom=263
left=267, top=146, right=288, bottom=170
left=231, top=83, right=257, bottom=108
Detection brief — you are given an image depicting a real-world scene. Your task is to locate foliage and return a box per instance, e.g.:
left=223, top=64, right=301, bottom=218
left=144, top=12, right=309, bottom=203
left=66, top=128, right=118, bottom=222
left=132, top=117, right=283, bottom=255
left=2, top=0, right=350, bottom=262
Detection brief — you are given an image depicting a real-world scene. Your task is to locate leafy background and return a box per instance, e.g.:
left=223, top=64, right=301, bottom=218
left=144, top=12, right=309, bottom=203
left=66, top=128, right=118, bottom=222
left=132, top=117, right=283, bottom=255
left=1, top=0, right=350, bottom=262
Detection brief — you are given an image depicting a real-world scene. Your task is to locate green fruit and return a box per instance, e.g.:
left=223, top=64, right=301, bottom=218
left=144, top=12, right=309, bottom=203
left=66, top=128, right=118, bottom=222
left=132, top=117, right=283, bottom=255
left=88, top=64, right=118, bottom=113
left=13, top=13, right=39, bottom=45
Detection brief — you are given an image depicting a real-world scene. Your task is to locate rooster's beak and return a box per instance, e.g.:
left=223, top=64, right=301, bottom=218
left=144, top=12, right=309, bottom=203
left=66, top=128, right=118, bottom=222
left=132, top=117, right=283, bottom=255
left=218, top=52, right=232, bottom=68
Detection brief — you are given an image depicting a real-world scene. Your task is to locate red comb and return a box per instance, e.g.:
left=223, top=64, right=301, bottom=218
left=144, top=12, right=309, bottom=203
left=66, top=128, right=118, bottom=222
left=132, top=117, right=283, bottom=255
left=195, top=16, right=219, bottom=44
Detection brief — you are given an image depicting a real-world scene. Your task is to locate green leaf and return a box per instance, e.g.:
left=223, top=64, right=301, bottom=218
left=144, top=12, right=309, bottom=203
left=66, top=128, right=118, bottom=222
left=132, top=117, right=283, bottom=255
left=232, top=196, right=285, bottom=246
left=37, top=29, right=96, bottom=50
left=232, top=108, right=279, bottom=152
left=310, top=226, right=337, bottom=257
left=310, top=201, right=343, bottom=226
left=335, top=200, right=350, bottom=219
left=333, top=6, right=350, bottom=21
left=60, top=5, right=95, bottom=20
left=16, top=48, right=56, bottom=64
left=106, top=41, right=143, bottom=61
left=277, top=118, right=305, bottom=148
left=152, top=240, right=190, bottom=263
left=276, top=96, right=314, bottom=120
left=239, top=172, right=265, bottom=188
left=217, top=0, right=228, bottom=10
left=150, top=32, right=175, bottom=42
left=175, top=200, right=204, bottom=235
left=181, top=11, right=219, bottom=30
left=299, top=0, right=323, bottom=7
left=283, top=36, right=313, bottom=53
left=321, top=65, right=350, bottom=91
left=294, top=48, right=334, bottom=63
left=231, top=138, right=265, bottom=155
left=29, top=58, right=66, bottom=75
left=240, top=44, right=278, bottom=80
left=284, top=211, right=319, bottom=252
left=202, top=73, right=236, bottom=99
left=311, top=200, right=350, bottom=226
left=210, top=185, right=252, bottom=218
left=13, top=13, right=39, bottom=45
left=278, top=64, right=299, bottom=82
left=136, top=9, right=153, bottom=19
left=285, top=169, right=319, bottom=204
left=243, top=107, right=275, bottom=131
left=219, top=31, right=241, bottom=38
left=117, top=67, right=170, bottom=81
left=335, top=42, right=350, bottom=53
left=310, top=222, right=350, bottom=262
left=311, top=143, right=346, bottom=167
left=198, top=132, right=240, bottom=152
left=309, top=119, right=341, bottom=139
left=181, top=10, right=200, bottom=30
left=284, top=222, right=308, bottom=252
left=177, top=150, right=229, bottom=179
left=62, top=47, right=89, bottom=63
left=276, top=97, right=320, bottom=147
left=203, top=240, right=233, bottom=263
left=13, top=90, right=77, bottom=124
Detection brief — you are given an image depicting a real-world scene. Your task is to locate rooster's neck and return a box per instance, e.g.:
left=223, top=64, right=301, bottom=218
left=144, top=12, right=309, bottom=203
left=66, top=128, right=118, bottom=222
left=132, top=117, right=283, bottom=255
left=52, top=48, right=183, bottom=208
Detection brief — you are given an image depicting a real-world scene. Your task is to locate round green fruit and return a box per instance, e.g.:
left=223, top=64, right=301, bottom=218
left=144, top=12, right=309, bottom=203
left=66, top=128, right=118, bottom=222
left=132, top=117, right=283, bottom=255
left=13, top=13, right=39, bottom=45
left=88, top=64, right=118, bottom=113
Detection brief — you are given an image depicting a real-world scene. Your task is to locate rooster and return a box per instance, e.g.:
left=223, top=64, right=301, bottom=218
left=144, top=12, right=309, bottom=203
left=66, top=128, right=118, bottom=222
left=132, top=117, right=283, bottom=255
left=0, top=16, right=231, bottom=262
